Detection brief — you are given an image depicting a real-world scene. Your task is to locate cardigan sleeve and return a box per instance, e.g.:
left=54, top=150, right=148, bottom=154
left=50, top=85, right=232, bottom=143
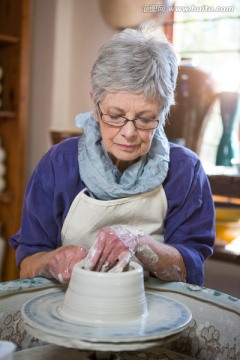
left=9, top=138, right=84, bottom=268
left=163, top=144, right=215, bottom=286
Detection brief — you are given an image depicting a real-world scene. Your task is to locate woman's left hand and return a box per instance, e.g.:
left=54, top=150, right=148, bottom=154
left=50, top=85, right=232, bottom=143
left=83, top=226, right=143, bottom=272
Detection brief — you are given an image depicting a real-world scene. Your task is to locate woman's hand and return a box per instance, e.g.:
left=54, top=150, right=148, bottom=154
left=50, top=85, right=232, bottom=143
left=44, top=245, right=87, bottom=283
left=20, top=245, right=87, bottom=283
left=83, top=226, right=143, bottom=272
left=83, top=225, right=186, bottom=282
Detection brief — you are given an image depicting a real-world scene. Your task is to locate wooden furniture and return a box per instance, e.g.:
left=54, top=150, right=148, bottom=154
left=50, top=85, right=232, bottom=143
left=164, top=63, right=240, bottom=267
left=208, top=174, right=240, bottom=201
left=0, top=0, right=30, bottom=281
left=50, top=129, right=84, bottom=145
left=165, top=64, right=217, bottom=155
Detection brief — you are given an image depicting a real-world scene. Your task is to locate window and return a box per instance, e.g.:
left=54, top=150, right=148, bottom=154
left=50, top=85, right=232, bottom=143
left=168, top=0, right=240, bottom=165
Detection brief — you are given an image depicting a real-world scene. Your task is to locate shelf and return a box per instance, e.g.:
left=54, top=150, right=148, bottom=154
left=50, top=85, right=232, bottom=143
left=0, top=34, right=19, bottom=44
left=0, top=0, right=30, bottom=281
left=0, top=191, right=14, bottom=204
left=0, top=110, right=16, bottom=118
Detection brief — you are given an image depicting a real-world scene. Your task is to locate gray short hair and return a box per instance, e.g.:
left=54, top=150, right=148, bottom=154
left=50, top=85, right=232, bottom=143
left=91, top=25, right=178, bottom=125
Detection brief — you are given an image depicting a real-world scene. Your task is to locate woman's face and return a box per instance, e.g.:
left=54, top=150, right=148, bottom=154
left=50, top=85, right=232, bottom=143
left=96, top=92, right=161, bottom=172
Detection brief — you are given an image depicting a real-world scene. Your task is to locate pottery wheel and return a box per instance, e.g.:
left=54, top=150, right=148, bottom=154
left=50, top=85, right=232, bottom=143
left=21, top=290, right=192, bottom=352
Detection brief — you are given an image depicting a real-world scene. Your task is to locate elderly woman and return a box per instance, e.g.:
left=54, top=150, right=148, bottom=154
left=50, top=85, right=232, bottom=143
left=9, top=26, right=215, bottom=286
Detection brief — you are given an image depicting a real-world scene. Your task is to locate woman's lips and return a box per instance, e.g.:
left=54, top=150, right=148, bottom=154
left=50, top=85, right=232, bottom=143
left=117, top=144, right=138, bottom=151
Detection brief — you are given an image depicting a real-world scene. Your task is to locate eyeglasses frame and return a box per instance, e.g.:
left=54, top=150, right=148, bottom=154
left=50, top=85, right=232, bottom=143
left=97, top=103, right=159, bottom=130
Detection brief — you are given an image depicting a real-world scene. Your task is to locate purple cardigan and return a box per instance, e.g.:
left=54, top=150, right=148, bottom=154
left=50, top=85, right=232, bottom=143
left=9, top=137, right=215, bottom=285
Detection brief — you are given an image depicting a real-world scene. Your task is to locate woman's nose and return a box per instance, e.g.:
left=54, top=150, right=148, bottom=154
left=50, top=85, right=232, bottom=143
left=120, top=120, right=138, bottom=138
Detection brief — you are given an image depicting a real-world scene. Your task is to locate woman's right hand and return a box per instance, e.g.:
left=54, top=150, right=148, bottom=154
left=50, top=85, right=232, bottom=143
left=20, top=245, right=87, bottom=283
left=44, top=245, right=88, bottom=283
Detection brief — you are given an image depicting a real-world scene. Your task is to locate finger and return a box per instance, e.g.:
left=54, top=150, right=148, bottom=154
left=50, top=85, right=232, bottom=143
left=84, top=230, right=111, bottom=270
left=109, top=251, right=133, bottom=273
left=49, top=256, right=71, bottom=283
left=47, top=256, right=61, bottom=280
left=48, top=247, right=87, bottom=283
left=58, top=268, right=72, bottom=283
left=57, top=273, right=64, bottom=283
left=68, top=247, right=87, bottom=271
left=100, top=260, right=110, bottom=272
left=94, top=247, right=114, bottom=271
left=84, top=245, right=103, bottom=270
left=96, top=238, right=129, bottom=272
left=98, top=251, right=121, bottom=272
left=95, top=246, right=120, bottom=272
left=100, top=258, right=120, bottom=272
left=48, top=264, right=71, bottom=284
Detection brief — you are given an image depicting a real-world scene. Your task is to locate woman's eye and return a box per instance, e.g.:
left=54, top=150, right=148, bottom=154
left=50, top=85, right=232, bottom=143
left=109, top=114, right=121, bottom=120
left=139, top=118, right=152, bottom=124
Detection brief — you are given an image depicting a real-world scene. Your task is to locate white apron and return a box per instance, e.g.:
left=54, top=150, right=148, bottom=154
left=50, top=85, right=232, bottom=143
left=61, top=185, right=168, bottom=249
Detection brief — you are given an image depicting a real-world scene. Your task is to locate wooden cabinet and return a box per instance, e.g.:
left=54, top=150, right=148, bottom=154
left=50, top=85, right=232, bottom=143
left=0, top=0, right=30, bottom=280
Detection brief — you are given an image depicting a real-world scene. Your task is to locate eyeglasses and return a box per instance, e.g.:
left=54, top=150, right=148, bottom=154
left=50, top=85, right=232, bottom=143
left=97, top=103, right=159, bottom=130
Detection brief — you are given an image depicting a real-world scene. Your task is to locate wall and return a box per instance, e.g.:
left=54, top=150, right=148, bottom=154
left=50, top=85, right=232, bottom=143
left=27, top=0, right=56, bottom=180
left=27, top=0, right=116, bottom=179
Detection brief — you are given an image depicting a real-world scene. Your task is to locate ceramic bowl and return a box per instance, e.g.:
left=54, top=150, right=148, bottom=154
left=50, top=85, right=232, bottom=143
left=58, top=261, right=148, bottom=324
